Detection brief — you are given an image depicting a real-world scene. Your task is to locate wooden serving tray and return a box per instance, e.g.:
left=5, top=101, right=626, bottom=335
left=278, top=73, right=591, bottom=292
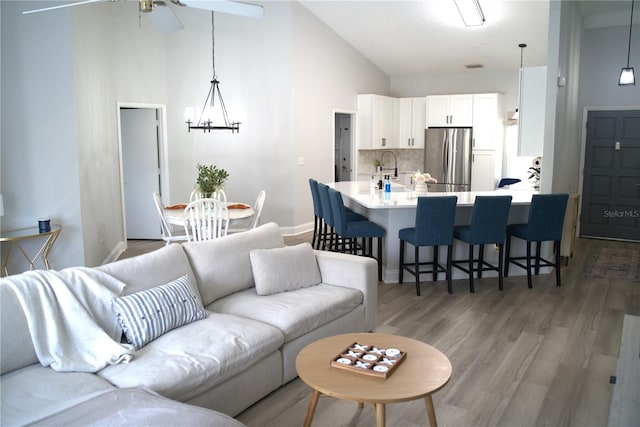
left=330, top=341, right=407, bottom=379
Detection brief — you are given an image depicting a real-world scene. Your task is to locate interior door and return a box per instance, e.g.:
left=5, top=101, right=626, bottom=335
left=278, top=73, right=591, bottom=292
left=121, top=108, right=161, bottom=239
left=580, top=110, right=640, bottom=241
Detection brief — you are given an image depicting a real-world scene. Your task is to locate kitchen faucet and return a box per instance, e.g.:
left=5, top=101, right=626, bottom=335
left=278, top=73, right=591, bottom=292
left=379, top=150, right=398, bottom=178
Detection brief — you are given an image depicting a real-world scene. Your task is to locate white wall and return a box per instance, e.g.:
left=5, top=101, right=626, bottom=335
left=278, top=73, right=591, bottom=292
left=291, top=2, right=389, bottom=228
left=1, top=0, right=389, bottom=269
left=1, top=1, right=83, bottom=272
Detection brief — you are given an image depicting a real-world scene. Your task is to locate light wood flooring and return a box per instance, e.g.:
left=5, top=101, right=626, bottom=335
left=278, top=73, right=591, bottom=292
left=122, top=235, right=639, bottom=426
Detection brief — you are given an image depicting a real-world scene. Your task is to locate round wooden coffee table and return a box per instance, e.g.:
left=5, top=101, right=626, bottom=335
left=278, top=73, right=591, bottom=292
left=296, top=333, right=452, bottom=427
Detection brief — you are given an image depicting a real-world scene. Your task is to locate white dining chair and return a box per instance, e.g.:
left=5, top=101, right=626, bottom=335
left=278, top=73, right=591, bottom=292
left=152, top=192, right=188, bottom=245
left=227, top=190, right=266, bottom=234
left=189, top=188, right=227, bottom=203
left=183, top=198, right=229, bottom=242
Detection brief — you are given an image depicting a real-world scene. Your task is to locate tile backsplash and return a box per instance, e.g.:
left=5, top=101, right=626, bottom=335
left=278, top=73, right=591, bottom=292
left=357, top=149, right=424, bottom=183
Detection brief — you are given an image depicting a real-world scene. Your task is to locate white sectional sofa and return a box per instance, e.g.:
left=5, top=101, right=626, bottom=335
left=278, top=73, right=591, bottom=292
left=0, top=223, right=378, bottom=426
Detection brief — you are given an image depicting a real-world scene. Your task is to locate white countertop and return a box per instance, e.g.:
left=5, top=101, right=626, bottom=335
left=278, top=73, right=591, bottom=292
left=329, top=181, right=538, bottom=209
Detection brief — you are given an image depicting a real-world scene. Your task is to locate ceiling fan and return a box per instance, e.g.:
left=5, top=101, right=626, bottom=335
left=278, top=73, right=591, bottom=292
left=22, top=0, right=264, bottom=33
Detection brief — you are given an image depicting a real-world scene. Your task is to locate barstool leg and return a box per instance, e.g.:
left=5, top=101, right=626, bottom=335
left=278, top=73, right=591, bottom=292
left=399, top=240, right=405, bottom=284
left=468, top=245, right=475, bottom=293
left=504, top=234, right=512, bottom=277
left=447, top=245, right=453, bottom=294
left=498, top=243, right=505, bottom=291
left=415, top=245, right=421, bottom=296
left=478, top=244, right=484, bottom=279
left=312, top=216, right=318, bottom=249
left=377, top=237, right=383, bottom=282
left=433, top=246, right=439, bottom=282
left=535, top=242, right=542, bottom=275
left=526, top=240, right=533, bottom=289
left=554, top=240, right=562, bottom=286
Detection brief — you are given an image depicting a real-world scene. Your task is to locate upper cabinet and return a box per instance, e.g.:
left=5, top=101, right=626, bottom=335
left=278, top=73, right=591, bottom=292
left=398, top=97, right=427, bottom=149
left=357, top=95, right=398, bottom=149
left=518, top=66, right=547, bottom=156
left=426, top=94, right=473, bottom=127
left=472, top=93, right=504, bottom=150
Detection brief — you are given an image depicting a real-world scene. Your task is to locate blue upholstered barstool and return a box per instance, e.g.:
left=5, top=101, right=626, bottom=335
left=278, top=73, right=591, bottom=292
left=505, top=193, right=569, bottom=288
left=328, top=188, right=385, bottom=281
left=399, top=196, right=458, bottom=296
left=317, top=183, right=366, bottom=251
left=308, top=179, right=324, bottom=249
left=452, top=196, right=512, bottom=293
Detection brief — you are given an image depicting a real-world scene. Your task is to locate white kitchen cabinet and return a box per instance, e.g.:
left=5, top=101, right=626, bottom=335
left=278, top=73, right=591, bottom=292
left=426, top=94, right=473, bottom=127
left=398, top=97, right=426, bottom=148
left=472, top=93, right=504, bottom=150
left=357, top=94, right=397, bottom=149
left=518, top=66, right=547, bottom=156
left=470, top=150, right=496, bottom=191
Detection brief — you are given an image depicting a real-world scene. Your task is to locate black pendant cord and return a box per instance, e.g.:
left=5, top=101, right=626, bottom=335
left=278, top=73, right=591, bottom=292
left=626, top=0, right=634, bottom=68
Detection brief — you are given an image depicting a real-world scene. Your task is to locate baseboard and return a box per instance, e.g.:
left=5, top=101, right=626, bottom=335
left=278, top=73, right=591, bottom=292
left=280, top=221, right=314, bottom=237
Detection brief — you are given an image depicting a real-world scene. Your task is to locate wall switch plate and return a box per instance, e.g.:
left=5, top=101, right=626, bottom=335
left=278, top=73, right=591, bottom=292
left=297, top=157, right=305, bottom=165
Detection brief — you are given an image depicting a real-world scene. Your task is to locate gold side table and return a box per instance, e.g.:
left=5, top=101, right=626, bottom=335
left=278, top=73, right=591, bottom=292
left=0, top=224, right=61, bottom=277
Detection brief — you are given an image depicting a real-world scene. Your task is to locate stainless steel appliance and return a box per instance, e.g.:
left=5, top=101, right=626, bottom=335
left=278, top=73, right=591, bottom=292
left=424, top=127, right=472, bottom=192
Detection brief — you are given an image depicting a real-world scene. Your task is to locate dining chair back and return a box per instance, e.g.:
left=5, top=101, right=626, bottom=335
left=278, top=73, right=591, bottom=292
left=505, top=193, right=569, bottom=288
left=309, top=179, right=324, bottom=249
left=248, top=190, right=266, bottom=229
left=452, top=195, right=512, bottom=293
left=189, top=189, right=227, bottom=203
left=328, top=188, right=385, bottom=281
left=399, top=196, right=458, bottom=295
left=152, top=192, right=188, bottom=245
left=183, top=198, right=229, bottom=242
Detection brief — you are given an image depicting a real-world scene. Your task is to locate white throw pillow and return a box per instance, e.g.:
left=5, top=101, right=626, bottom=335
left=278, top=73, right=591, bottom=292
left=112, top=275, right=207, bottom=349
left=250, top=243, right=322, bottom=296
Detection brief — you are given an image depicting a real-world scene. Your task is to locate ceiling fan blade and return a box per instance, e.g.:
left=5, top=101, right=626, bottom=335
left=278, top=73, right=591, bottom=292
left=179, top=0, right=263, bottom=19
left=22, top=0, right=107, bottom=15
left=148, top=5, right=184, bottom=32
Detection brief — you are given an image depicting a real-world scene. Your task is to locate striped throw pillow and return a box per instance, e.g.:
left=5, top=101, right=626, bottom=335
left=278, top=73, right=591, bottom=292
left=112, top=275, right=207, bottom=349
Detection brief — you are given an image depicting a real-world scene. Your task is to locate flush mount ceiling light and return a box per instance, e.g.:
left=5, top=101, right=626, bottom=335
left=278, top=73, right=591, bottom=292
left=619, top=0, right=636, bottom=85
left=185, top=11, right=241, bottom=133
left=512, top=43, right=527, bottom=121
left=453, top=0, right=485, bottom=27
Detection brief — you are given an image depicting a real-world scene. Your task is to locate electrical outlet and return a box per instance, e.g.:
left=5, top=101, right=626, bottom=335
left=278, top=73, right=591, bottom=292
left=297, top=157, right=305, bottom=166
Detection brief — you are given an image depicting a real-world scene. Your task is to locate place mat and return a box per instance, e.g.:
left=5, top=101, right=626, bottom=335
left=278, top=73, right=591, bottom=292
left=584, top=247, right=640, bottom=282
left=227, top=203, right=251, bottom=209
left=165, top=204, right=187, bottom=210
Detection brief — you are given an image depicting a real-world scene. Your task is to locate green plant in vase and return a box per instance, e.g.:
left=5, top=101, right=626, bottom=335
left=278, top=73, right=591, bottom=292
left=196, top=164, right=229, bottom=198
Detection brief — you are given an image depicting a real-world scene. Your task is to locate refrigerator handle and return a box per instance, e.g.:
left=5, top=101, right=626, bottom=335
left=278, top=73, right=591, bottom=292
left=443, top=130, right=449, bottom=181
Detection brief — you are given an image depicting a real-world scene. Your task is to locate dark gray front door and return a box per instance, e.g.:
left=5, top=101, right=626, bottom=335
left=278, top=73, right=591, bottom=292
left=580, top=110, right=640, bottom=241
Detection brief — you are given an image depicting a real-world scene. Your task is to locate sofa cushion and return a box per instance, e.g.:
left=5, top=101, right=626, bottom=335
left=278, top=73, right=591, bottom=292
left=250, top=243, right=321, bottom=296
left=0, top=364, right=115, bottom=427
left=97, top=243, right=197, bottom=296
left=97, top=312, right=284, bottom=402
left=182, top=222, right=285, bottom=305
left=28, top=388, right=246, bottom=427
left=209, top=284, right=363, bottom=342
left=112, top=275, right=207, bottom=349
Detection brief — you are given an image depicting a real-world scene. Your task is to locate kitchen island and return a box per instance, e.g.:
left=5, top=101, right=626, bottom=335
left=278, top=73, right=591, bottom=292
left=329, top=181, right=540, bottom=284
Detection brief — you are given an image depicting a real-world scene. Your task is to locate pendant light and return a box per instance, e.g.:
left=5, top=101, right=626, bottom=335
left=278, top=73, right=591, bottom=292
left=185, top=12, right=241, bottom=133
left=512, top=43, right=526, bottom=121
left=619, top=0, right=636, bottom=85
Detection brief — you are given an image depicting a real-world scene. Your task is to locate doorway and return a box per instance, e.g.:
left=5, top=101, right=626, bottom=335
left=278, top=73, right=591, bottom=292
left=117, top=103, right=168, bottom=241
left=334, top=112, right=354, bottom=182
left=580, top=109, right=640, bottom=241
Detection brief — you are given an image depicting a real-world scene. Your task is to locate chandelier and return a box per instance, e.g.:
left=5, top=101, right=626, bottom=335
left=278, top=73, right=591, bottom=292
left=186, top=12, right=240, bottom=133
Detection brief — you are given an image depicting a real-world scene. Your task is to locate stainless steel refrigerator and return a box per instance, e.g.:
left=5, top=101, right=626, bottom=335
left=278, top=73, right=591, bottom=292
left=423, top=127, right=472, bottom=192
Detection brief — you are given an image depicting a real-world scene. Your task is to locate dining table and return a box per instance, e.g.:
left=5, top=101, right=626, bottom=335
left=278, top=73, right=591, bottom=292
left=163, top=202, right=255, bottom=227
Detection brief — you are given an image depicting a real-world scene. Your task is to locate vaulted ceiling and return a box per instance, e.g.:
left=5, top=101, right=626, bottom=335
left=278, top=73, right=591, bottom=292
left=299, top=0, right=637, bottom=77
